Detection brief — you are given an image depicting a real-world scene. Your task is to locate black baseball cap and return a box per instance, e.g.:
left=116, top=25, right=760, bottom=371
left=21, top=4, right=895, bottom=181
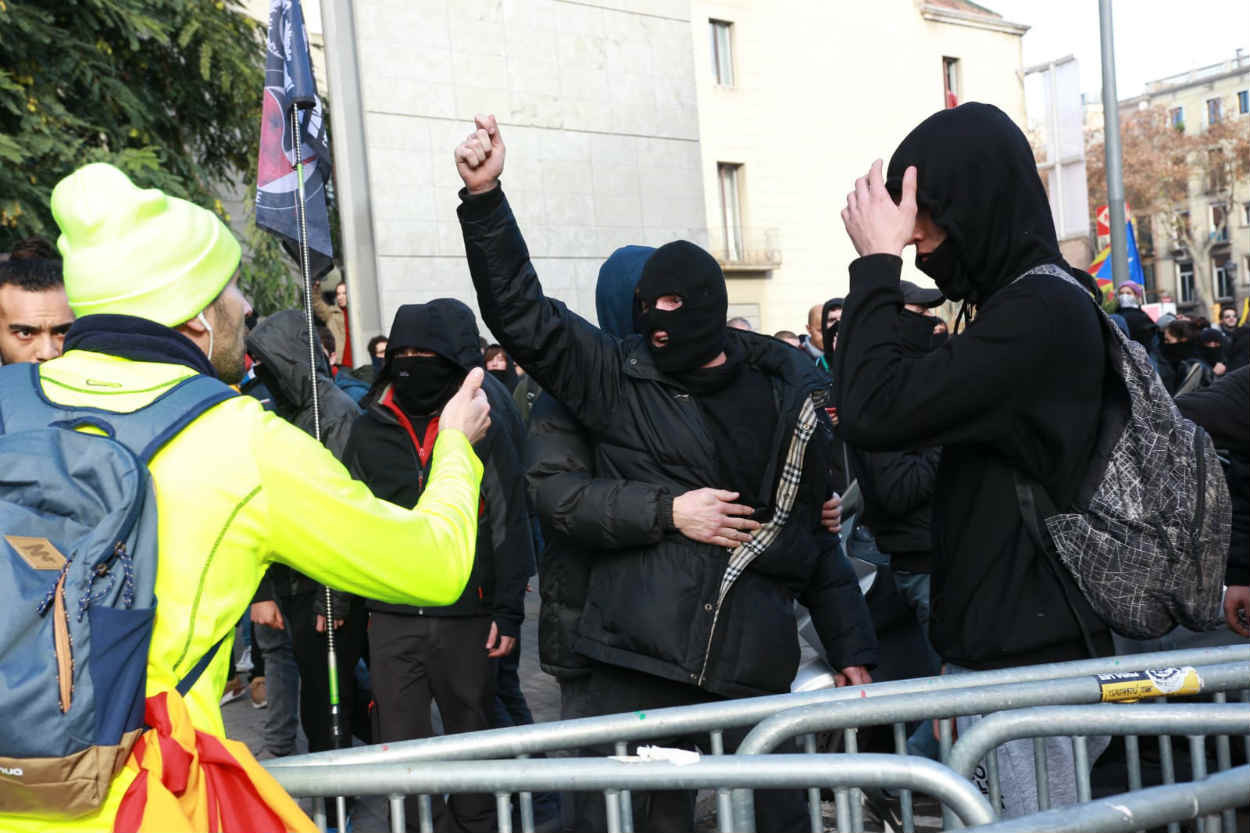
left=900, top=280, right=944, bottom=308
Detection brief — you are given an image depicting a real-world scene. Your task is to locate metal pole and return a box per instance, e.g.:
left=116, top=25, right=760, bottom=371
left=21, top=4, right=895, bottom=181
left=292, top=101, right=345, bottom=833
left=1099, top=0, right=1130, bottom=288
left=318, top=0, right=382, bottom=364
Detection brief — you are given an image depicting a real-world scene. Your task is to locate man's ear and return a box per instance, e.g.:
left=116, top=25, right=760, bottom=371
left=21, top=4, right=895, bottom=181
left=175, top=310, right=212, bottom=346
left=181, top=310, right=210, bottom=335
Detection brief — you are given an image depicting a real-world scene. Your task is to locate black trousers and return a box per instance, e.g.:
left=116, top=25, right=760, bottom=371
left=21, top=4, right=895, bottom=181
left=564, top=662, right=809, bottom=833
left=370, top=613, right=497, bottom=833
left=282, top=590, right=369, bottom=754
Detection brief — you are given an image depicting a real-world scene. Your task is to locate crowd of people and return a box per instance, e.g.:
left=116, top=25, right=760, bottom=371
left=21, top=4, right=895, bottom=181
left=0, top=101, right=1246, bottom=833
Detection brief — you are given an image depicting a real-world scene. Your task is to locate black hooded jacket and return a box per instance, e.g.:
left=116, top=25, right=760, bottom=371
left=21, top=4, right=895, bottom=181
left=245, top=310, right=363, bottom=612
left=341, top=299, right=532, bottom=636
left=834, top=103, right=1110, bottom=670
left=1177, top=367, right=1249, bottom=587
left=458, top=187, right=877, bottom=698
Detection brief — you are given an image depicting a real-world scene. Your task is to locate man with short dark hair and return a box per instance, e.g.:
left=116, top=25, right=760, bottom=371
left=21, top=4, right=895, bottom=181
left=8, top=236, right=60, bottom=261
left=1219, top=306, right=1238, bottom=337
left=0, top=257, right=74, bottom=365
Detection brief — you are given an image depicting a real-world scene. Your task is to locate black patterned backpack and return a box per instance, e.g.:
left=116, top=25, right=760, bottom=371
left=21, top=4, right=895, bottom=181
left=1016, top=264, right=1231, bottom=640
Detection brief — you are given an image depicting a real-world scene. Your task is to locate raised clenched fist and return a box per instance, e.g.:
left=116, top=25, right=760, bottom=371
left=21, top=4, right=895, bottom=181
left=454, top=113, right=506, bottom=194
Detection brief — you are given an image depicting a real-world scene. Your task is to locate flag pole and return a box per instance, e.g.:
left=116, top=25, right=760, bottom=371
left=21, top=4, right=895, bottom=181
left=292, top=104, right=348, bottom=832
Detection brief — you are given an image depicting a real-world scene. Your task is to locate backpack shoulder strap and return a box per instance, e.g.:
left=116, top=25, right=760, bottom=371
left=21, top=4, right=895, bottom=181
left=1013, top=471, right=1099, bottom=658
left=0, top=363, right=66, bottom=435
left=0, top=364, right=235, bottom=462
left=117, top=375, right=238, bottom=462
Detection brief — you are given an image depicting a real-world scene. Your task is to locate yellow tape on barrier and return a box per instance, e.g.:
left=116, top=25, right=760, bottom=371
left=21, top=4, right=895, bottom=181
left=1096, top=666, right=1203, bottom=703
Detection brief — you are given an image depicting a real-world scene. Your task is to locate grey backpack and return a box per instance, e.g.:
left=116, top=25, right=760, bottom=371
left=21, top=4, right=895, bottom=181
left=1017, top=265, right=1231, bottom=640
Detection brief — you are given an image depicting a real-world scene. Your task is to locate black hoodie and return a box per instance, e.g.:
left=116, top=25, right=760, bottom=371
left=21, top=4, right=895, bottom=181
left=834, top=103, right=1110, bottom=669
left=342, top=299, right=533, bottom=635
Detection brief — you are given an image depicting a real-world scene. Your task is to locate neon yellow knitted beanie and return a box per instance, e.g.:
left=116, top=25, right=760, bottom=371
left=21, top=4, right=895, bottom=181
left=51, top=163, right=241, bottom=327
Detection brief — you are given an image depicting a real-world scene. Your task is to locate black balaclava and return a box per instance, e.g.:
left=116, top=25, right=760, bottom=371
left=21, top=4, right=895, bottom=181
left=915, top=238, right=975, bottom=303
left=886, top=103, right=1096, bottom=305
left=369, top=299, right=481, bottom=414
left=634, top=241, right=728, bottom=374
left=391, top=354, right=463, bottom=416
left=898, top=309, right=939, bottom=358
left=1160, top=338, right=1199, bottom=366
left=821, top=300, right=842, bottom=370
left=1200, top=328, right=1226, bottom=367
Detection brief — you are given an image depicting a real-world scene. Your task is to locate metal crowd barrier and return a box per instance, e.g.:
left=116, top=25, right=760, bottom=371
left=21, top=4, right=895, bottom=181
left=947, top=703, right=1250, bottom=832
left=271, top=752, right=995, bottom=832
left=263, top=644, right=1249, bottom=832
left=965, top=765, right=1250, bottom=833
left=728, top=659, right=1250, bottom=832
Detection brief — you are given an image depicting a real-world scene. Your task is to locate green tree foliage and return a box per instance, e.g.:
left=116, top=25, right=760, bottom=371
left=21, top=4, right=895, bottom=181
left=0, top=0, right=302, bottom=313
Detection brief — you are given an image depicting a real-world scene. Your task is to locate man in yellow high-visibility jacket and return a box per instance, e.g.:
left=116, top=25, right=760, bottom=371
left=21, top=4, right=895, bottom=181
left=1, top=163, right=490, bottom=832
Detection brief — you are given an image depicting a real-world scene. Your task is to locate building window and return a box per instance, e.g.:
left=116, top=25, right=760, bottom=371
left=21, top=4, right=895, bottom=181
left=710, top=20, right=734, bottom=86
left=1169, top=106, right=1184, bottom=129
left=1243, top=202, right=1250, bottom=225
left=1206, top=97, right=1222, bottom=125
left=717, top=163, right=744, bottom=262
left=1176, top=210, right=1192, bottom=246
left=1178, top=261, right=1196, bottom=304
left=1134, top=216, right=1153, bottom=254
left=1211, top=204, right=1229, bottom=242
left=1141, top=261, right=1156, bottom=293
left=1239, top=90, right=1249, bottom=115
left=1214, top=254, right=1234, bottom=300
left=942, top=57, right=960, bottom=108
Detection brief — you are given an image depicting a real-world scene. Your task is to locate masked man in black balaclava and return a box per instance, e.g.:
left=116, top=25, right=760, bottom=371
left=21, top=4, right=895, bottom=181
left=453, top=114, right=877, bottom=833
left=835, top=102, right=1113, bottom=818
left=342, top=299, right=533, bottom=833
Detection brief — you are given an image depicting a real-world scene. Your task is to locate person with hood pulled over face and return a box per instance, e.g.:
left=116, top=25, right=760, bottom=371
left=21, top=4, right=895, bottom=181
left=342, top=299, right=532, bottom=833
left=454, top=115, right=877, bottom=833
left=836, top=103, right=1113, bottom=818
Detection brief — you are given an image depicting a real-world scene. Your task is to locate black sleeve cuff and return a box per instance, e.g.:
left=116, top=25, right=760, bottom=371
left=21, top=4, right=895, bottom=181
left=848, top=253, right=904, bottom=283
left=457, top=183, right=505, bottom=220
left=658, top=492, right=677, bottom=533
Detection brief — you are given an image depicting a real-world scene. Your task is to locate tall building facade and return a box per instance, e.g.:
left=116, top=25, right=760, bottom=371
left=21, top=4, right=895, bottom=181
left=1117, top=52, right=1250, bottom=315
left=688, top=0, right=1028, bottom=332
left=296, top=0, right=1029, bottom=338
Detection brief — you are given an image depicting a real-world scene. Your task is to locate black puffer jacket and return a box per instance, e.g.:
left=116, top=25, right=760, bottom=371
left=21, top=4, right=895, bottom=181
left=528, top=393, right=668, bottom=678
left=835, top=104, right=1110, bottom=670
left=853, top=446, right=940, bottom=568
left=246, top=310, right=363, bottom=612
left=342, top=299, right=532, bottom=637
left=459, top=188, right=877, bottom=698
left=1177, top=366, right=1249, bottom=586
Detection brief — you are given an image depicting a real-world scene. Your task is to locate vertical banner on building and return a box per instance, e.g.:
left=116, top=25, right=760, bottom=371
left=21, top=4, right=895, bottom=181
left=257, top=0, right=334, bottom=277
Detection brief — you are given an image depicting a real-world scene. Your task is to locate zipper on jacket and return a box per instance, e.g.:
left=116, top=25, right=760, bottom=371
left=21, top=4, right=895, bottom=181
left=696, top=600, right=723, bottom=687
